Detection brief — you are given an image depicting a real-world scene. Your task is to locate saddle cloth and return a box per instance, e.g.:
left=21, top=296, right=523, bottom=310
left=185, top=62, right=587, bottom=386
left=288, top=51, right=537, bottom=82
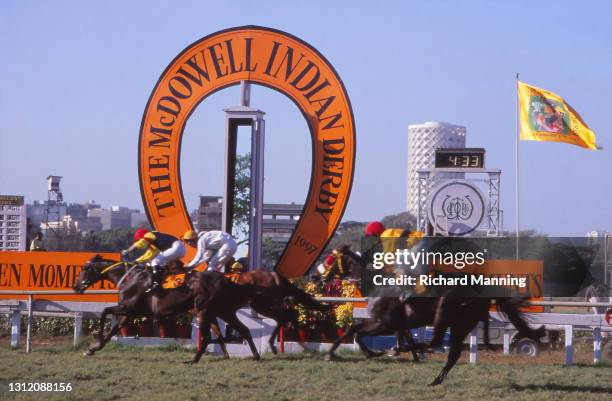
left=162, top=263, right=207, bottom=289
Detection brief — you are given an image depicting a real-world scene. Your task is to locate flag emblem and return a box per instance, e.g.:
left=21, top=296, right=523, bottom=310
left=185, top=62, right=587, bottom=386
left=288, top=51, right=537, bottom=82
left=518, top=81, right=598, bottom=150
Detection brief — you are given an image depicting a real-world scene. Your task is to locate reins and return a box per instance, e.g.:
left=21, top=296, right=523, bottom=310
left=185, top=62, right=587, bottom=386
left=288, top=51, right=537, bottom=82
left=97, top=261, right=141, bottom=289
left=100, top=261, right=126, bottom=275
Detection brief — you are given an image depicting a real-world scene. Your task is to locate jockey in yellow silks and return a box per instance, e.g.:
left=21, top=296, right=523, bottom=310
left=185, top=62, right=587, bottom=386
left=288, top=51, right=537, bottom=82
left=121, top=228, right=186, bottom=292
left=364, top=221, right=425, bottom=297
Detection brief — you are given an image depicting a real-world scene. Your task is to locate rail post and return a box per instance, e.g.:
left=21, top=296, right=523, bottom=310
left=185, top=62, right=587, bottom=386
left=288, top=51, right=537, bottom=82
left=502, top=329, right=510, bottom=355
left=10, top=310, right=21, bottom=348
left=26, top=295, right=33, bottom=353
left=564, top=325, right=573, bottom=365
left=593, top=327, right=601, bottom=364
left=73, top=313, right=83, bottom=348
left=469, top=326, right=478, bottom=364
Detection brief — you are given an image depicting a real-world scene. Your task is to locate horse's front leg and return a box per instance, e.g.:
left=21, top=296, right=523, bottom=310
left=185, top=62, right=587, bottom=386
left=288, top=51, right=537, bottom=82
left=326, top=322, right=364, bottom=361
left=85, top=305, right=126, bottom=356
left=210, top=319, right=229, bottom=359
left=184, top=309, right=212, bottom=365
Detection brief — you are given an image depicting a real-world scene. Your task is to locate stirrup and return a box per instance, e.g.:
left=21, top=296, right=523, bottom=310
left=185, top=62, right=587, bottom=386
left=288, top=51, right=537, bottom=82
left=146, top=283, right=160, bottom=293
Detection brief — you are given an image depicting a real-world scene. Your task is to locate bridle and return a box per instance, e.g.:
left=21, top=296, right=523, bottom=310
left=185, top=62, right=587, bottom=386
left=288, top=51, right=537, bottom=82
left=78, top=259, right=136, bottom=290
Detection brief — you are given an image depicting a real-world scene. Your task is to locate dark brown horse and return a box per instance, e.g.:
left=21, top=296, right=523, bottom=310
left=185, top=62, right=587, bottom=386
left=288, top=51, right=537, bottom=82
left=185, top=270, right=265, bottom=363
left=229, top=269, right=332, bottom=354
left=73, top=255, right=229, bottom=358
left=325, top=247, right=545, bottom=386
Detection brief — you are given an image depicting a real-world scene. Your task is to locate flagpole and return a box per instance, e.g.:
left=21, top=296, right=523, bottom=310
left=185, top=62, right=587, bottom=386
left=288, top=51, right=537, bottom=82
left=515, top=73, right=520, bottom=260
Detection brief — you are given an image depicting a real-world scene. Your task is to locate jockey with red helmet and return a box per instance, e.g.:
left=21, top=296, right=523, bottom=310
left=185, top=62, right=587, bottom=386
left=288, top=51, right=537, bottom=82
left=363, top=220, right=425, bottom=290
left=121, top=228, right=186, bottom=292
left=364, top=220, right=423, bottom=255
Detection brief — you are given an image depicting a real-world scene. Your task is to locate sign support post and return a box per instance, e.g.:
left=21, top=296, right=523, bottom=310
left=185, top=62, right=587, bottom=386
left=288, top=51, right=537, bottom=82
left=222, top=81, right=265, bottom=270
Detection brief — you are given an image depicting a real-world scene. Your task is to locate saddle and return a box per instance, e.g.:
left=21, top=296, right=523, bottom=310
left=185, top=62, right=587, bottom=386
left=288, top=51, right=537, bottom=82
left=162, top=263, right=207, bottom=289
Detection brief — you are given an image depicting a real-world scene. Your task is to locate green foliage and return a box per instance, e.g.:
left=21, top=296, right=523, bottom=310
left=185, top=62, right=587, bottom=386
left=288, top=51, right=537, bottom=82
left=326, top=222, right=366, bottom=252
left=0, top=314, right=9, bottom=337
left=261, top=237, right=286, bottom=270
left=0, top=315, right=112, bottom=338
left=381, top=211, right=416, bottom=231
left=83, top=228, right=142, bottom=252
left=232, top=153, right=251, bottom=241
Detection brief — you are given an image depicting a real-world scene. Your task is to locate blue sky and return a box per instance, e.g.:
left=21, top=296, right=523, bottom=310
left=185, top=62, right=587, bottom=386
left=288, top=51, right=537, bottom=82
left=1, top=0, right=611, bottom=236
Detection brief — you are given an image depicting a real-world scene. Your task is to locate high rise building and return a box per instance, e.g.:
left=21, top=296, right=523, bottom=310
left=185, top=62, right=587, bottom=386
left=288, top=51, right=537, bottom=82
left=406, top=122, right=466, bottom=216
left=0, top=195, right=27, bottom=251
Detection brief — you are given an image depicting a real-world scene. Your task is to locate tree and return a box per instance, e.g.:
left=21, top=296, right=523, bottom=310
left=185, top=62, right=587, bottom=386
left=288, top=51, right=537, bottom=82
left=381, top=211, right=416, bottom=232
left=261, top=238, right=286, bottom=270
left=232, top=153, right=251, bottom=242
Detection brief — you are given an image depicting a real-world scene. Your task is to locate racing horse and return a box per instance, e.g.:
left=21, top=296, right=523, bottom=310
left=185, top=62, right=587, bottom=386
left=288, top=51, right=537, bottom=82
left=325, top=246, right=545, bottom=385
left=185, top=270, right=274, bottom=363
left=229, top=269, right=332, bottom=354
left=73, top=254, right=229, bottom=358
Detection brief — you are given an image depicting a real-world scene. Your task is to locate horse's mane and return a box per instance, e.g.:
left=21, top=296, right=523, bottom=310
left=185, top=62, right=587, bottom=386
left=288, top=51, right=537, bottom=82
left=337, top=245, right=366, bottom=267
left=86, top=254, right=121, bottom=268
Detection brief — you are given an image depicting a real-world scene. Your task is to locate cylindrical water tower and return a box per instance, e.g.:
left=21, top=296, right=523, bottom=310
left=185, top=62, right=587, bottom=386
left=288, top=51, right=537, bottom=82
left=406, top=122, right=466, bottom=217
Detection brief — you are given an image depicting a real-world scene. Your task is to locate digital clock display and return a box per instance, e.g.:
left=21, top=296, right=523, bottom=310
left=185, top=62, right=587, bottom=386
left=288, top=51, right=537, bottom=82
left=434, top=148, right=485, bottom=168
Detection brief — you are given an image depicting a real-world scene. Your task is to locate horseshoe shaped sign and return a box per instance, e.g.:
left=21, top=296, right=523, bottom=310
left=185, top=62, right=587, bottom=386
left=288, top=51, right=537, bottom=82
left=138, top=26, right=356, bottom=278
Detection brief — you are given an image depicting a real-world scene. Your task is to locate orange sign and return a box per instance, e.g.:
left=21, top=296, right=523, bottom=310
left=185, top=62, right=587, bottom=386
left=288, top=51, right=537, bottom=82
left=139, top=26, right=356, bottom=278
left=0, top=252, right=119, bottom=302
left=433, top=259, right=544, bottom=312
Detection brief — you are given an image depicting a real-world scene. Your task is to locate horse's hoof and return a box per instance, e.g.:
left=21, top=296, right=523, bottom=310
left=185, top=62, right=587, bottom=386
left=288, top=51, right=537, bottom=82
left=324, top=354, right=335, bottom=362
left=428, top=379, right=442, bottom=386
left=366, top=350, right=385, bottom=359
left=183, top=360, right=196, bottom=365
left=253, top=355, right=261, bottom=361
left=270, top=347, right=278, bottom=355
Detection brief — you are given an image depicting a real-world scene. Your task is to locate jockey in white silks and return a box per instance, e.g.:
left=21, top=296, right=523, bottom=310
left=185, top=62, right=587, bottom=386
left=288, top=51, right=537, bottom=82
left=183, top=230, right=238, bottom=273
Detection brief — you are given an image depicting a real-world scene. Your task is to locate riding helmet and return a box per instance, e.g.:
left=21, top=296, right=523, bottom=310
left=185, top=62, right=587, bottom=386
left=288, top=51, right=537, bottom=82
left=364, top=221, right=385, bottom=237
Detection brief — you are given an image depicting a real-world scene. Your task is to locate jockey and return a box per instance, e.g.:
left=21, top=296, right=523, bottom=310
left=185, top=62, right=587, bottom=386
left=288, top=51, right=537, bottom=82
left=363, top=221, right=424, bottom=270
left=182, top=229, right=238, bottom=273
left=363, top=221, right=425, bottom=299
left=320, top=251, right=349, bottom=281
left=121, top=228, right=186, bottom=293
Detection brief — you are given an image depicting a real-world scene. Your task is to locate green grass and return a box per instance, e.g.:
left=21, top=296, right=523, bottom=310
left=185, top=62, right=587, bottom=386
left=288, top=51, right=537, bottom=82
left=1, top=342, right=611, bottom=401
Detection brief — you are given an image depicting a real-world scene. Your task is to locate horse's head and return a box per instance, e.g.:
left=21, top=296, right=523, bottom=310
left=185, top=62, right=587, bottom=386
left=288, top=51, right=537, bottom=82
left=73, top=254, right=108, bottom=294
left=322, top=245, right=363, bottom=280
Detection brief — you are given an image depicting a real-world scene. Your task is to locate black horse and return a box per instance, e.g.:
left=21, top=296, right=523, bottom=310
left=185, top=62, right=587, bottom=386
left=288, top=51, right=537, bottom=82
left=325, top=246, right=545, bottom=386
left=73, top=255, right=229, bottom=358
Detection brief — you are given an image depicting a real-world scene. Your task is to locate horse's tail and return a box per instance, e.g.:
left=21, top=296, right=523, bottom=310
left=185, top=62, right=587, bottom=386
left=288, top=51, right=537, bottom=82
left=495, top=298, right=545, bottom=341
left=280, top=277, right=332, bottom=311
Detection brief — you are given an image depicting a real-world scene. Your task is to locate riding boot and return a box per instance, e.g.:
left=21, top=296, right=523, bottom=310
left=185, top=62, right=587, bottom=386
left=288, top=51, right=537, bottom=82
left=147, top=266, right=165, bottom=293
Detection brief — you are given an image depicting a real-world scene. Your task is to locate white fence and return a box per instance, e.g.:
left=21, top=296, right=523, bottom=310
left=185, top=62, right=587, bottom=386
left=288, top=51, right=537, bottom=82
left=2, top=291, right=611, bottom=365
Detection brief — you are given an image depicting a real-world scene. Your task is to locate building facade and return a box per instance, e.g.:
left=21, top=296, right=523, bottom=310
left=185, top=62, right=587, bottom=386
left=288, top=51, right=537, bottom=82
left=262, top=203, right=303, bottom=242
left=406, top=121, right=466, bottom=217
left=0, top=195, right=27, bottom=251
left=87, top=206, right=143, bottom=230
left=196, top=196, right=223, bottom=231
left=195, top=196, right=303, bottom=243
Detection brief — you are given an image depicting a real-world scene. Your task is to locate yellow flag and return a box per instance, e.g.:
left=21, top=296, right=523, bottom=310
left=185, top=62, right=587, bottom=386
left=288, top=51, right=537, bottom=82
left=518, top=81, right=597, bottom=150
